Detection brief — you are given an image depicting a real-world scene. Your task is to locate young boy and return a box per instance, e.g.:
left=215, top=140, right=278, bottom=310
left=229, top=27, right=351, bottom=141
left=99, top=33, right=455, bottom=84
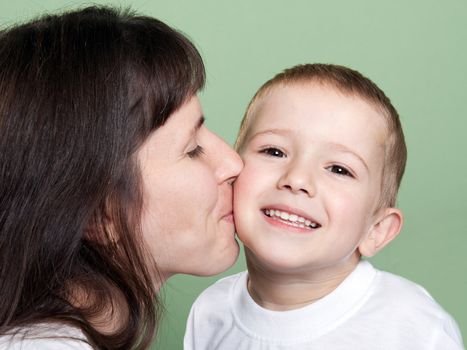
left=184, top=64, right=464, bottom=349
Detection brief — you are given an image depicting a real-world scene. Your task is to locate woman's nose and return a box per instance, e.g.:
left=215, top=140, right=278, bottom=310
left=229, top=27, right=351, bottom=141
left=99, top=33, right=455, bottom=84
left=277, top=160, right=316, bottom=196
left=212, top=134, right=243, bottom=184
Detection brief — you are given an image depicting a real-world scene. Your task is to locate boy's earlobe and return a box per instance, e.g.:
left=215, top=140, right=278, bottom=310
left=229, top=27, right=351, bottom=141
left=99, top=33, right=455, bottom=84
left=358, top=208, right=403, bottom=257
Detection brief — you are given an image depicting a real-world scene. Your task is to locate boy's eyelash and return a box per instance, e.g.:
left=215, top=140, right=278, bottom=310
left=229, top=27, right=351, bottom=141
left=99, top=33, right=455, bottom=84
left=259, top=147, right=286, bottom=158
left=257, top=147, right=354, bottom=178
left=327, top=165, right=354, bottom=178
left=187, top=145, right=205, bottom=158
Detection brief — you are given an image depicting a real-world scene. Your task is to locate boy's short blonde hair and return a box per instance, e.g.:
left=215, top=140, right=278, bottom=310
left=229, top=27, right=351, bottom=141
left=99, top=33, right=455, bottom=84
left=235, top=64, right=407, bottom=208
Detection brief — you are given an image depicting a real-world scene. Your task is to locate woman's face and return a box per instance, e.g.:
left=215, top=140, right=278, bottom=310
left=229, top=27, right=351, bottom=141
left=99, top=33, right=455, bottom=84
left=137, top=96, right=243, bottom=281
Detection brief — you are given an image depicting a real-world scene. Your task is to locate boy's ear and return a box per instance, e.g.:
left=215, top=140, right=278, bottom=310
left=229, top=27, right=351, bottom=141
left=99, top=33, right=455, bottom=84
left=358, top=208, right=403, bottom=257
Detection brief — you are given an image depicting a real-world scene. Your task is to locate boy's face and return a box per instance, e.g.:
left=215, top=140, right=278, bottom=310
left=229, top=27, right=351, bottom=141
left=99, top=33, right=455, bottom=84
left=234, top=83, right=388, bottom=275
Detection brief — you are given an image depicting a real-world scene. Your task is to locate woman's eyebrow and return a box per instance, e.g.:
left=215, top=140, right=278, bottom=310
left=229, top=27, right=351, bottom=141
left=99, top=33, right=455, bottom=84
left=192, top=116, right=205, bottom=135
left=183, top=116, right=205, bottom=150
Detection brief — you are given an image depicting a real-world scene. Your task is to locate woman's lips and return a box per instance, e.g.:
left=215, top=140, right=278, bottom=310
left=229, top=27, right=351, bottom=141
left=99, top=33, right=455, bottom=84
left=221, top=211, right=234, bottom=223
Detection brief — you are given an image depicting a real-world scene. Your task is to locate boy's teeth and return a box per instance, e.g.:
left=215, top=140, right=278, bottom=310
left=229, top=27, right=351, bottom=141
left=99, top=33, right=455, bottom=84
left=264, top=209, right=320, bottom=229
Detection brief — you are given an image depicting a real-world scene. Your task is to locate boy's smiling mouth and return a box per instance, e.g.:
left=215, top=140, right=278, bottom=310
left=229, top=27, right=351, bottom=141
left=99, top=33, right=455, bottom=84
left=262, top=208, right=321, bottom=230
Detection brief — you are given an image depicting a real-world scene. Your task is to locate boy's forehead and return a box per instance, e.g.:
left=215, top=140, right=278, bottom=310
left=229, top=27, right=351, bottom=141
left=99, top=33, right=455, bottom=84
left=243, top=83, right=388, bottom=167
left=252, top=83, right=387, bottom=132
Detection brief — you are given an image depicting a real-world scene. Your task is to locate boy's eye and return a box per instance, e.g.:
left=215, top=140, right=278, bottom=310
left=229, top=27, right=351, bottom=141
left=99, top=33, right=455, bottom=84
left=187, top=145, right=205, bottom=158
left=327, top=165, right=354, bottom=178
left=260, top=147, right=286, bottom=158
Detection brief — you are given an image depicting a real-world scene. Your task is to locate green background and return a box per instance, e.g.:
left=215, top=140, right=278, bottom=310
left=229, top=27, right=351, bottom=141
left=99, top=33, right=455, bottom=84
left=1, top=1, right=466, bottom=348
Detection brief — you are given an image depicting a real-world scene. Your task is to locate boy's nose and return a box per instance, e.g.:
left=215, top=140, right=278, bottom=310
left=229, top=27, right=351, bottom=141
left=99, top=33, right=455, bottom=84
left=277, top=161, right=316, bottom=196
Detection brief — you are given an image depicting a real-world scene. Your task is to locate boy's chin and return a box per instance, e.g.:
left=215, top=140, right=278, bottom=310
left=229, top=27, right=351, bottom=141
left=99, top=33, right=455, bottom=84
left=243, top=245, right=309, bottom=273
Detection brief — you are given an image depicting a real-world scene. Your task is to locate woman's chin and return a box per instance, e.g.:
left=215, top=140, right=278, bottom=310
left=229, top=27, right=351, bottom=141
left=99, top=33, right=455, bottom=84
left=199, top=242, right=240, bottom=276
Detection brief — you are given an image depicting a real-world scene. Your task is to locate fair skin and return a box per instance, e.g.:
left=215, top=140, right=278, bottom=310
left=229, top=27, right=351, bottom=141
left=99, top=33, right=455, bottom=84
left=138, top=95, right=243, bottom=288
left=79, top=95, right=242, bottom=333
left=234, top=83, right=402, bottom=311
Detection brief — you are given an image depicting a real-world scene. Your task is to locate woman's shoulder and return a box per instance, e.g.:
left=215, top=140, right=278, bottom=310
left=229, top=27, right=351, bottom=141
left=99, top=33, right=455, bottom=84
left=0, top=323, right=93, bottom=350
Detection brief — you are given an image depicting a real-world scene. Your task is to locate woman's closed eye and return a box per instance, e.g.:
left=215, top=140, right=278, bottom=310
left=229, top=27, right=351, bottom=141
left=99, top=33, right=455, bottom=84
left=187, top=145, right=205, bottom=158
left=259, top=147, right=286, bottom=158
left=326, top=165, right=354, bottom=178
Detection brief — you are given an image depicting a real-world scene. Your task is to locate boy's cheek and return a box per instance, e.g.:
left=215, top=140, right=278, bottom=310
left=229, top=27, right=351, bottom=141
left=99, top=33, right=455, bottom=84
left=233, top=168, right=263, bottom=214
left=234, top=164, right=263, bottom=196
left=233, top=172, right=251, bottom=202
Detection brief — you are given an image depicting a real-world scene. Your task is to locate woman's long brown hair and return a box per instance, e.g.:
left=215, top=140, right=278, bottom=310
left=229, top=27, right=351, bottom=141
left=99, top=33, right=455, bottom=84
left=0, top=6, right=205, bottom=349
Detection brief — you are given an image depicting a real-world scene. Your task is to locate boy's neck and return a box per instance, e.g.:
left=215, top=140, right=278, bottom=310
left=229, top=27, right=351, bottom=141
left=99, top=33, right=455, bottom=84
left=246, top=252, right=360, bottom=311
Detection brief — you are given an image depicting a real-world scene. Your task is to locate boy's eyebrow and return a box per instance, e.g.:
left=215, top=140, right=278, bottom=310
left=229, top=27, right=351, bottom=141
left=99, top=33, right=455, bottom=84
left=326, top=142, right=369, bottom=171
left=250, top=129, right=369, bottom=172
left=249, top=128, right=293, bottom=139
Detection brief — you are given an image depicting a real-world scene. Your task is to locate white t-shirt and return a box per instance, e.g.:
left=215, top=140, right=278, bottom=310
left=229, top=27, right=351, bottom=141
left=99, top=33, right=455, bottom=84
left=0, top=323, right=93, bottom=350
left=185, top=260, right=464, bottom=350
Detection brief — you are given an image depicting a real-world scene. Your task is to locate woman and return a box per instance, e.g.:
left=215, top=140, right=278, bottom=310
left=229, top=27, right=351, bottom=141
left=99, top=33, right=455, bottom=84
left=0, top=6, right=242, bottom=349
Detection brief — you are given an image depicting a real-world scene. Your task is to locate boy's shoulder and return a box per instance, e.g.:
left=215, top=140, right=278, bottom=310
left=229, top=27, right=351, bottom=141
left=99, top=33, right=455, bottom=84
left=192, top=270, right=247, bottom=308
left=186, top=263, right=464, bottom=349
left=191, top=263, right=452, bottom=319
left=374, top=266, right=445, bottom=310
left=368, top=264, right=461, bottom=337
left=186, top=271, right=246, bottom=337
